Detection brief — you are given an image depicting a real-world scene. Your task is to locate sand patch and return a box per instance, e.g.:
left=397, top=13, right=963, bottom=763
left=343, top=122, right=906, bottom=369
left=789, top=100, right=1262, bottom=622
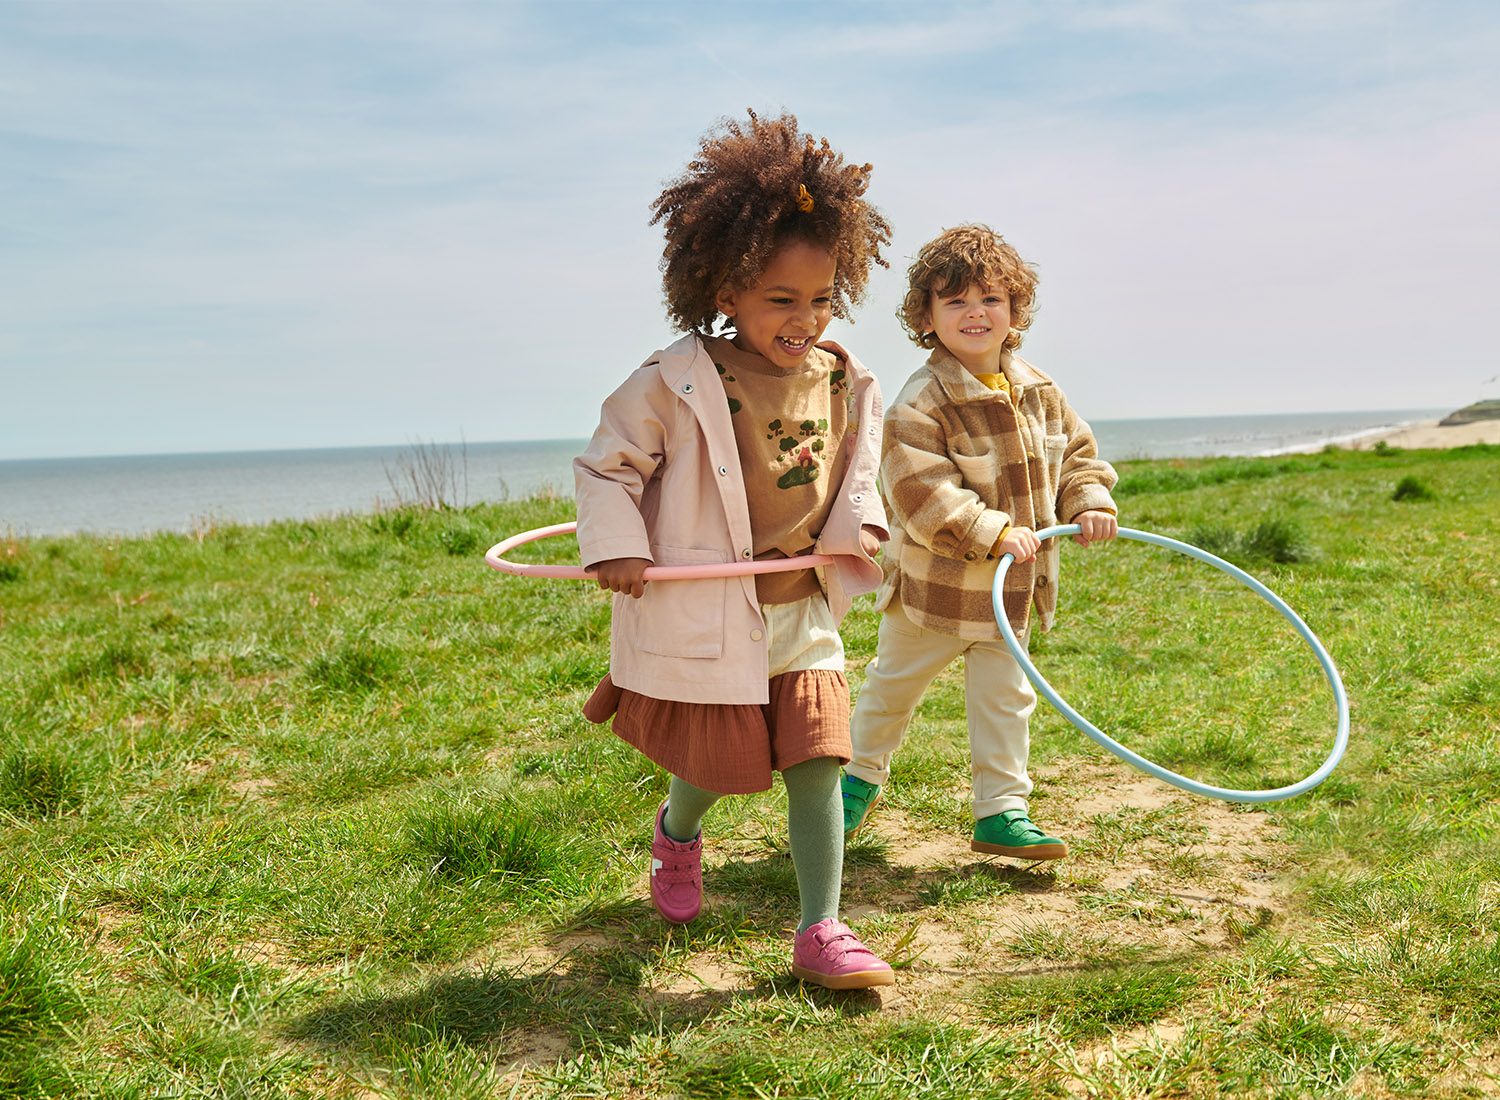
left=497, top=1026, right=573, bottom=1077
left=839, top=756, right=1290, bottom=1018
left=229, top=774, right=276, bottom=799
left=87, top=902, right=143, bottom=979
left=653, top=955, right=739, bottom=995
left=231, top=937, right=334, bottom=981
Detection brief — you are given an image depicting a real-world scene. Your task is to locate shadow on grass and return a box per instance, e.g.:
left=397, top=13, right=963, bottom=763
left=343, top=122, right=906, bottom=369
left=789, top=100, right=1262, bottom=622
left=284, top=887, right=887, bottom=1068
left=846, top=842, right=1064, bottom=907
left=285, top=960, right=653, bottom=1057
left=953, top=858, right=1062, bottom=892
left=976, top=954, right=1201, bottom=1041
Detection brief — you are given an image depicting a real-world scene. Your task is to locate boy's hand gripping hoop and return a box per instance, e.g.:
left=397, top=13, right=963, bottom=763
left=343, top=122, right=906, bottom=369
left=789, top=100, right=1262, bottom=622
left=485, top=522, right=834, bottom=580
left=993, top=525, right=1349, bottom=803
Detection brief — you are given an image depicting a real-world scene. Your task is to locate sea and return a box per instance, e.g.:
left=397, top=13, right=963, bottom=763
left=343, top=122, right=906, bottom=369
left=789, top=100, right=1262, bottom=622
left=0, top=409, right=1448, bottom=538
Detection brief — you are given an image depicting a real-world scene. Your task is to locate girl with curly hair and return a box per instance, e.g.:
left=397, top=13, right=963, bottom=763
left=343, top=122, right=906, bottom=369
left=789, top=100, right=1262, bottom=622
left=574, top=110, right=895, bottom=989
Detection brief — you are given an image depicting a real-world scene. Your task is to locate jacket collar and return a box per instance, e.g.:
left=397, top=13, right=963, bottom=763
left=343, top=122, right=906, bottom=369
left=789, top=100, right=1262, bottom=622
left=927, top=345, right=1053, bottom=404
left=644, top=332, right=711, bottom=389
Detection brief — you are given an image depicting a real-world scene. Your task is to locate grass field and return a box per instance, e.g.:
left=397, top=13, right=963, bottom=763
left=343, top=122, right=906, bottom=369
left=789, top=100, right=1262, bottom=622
left=2, top=444, right=1497, bottom=1098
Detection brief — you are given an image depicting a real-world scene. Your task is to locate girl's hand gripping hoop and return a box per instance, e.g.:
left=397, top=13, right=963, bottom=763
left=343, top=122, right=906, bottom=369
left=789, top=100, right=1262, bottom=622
left=485, top=522, right=835, bottom=580
left=992, top=525, right=1349, bottom=803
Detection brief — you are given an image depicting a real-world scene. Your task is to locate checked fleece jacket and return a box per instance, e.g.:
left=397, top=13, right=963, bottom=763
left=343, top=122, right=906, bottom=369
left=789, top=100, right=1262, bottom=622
left=875, top=346, right=1118, bottom=640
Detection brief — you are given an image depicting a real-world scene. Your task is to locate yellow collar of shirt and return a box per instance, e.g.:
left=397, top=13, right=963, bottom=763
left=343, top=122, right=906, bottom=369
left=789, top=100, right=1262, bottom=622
left=973, top=371, right=1014, bottom=402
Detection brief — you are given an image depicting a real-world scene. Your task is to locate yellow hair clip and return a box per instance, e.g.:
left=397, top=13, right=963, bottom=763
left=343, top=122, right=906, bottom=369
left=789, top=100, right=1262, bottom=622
left=796, top=184, right=814, bottom=213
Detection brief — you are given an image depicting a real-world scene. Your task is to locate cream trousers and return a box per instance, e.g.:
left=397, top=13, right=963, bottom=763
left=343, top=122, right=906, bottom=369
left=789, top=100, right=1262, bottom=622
left=847, top=601, right=1037, bottom=819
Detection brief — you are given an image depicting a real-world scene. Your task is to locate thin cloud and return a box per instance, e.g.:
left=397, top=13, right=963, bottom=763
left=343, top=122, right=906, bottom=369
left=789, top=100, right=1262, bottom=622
left=2, top=1, right=1496, bottom=458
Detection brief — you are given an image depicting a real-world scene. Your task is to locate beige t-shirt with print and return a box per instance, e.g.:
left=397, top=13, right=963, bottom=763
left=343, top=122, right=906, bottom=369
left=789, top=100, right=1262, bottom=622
left=704, top=336, right=851, bottom=604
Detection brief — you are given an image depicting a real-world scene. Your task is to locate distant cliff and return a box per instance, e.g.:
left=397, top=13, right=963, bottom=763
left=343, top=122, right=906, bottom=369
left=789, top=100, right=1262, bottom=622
left=1439, top=400, right=1500, bottom=426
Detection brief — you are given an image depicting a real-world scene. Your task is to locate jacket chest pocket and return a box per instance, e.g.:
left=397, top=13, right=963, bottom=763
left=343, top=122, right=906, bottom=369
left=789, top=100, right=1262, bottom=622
left=951, top=450, right=999, bottom=495
left=635, top=545, right=728, bottom=659
left=1043, top=433, right=1067, bottom=473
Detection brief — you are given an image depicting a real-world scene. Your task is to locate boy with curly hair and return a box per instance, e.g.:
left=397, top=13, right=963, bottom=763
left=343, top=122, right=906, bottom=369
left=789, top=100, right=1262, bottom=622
left=840, top=224, right=1118, bottom=860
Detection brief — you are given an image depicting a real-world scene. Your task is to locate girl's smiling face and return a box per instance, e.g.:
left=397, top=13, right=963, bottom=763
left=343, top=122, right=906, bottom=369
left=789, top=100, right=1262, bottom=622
left=925, top=282, right=1012, bottom=375
left=715, top=239, right=837, bottom=369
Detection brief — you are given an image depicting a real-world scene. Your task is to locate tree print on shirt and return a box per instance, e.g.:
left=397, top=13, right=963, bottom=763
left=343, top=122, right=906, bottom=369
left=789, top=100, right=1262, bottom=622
left=767, top=417, right=829, bottom=488
left=715, top=362, right=742, bottom=414
left=717, top=353, right=839, bottom=489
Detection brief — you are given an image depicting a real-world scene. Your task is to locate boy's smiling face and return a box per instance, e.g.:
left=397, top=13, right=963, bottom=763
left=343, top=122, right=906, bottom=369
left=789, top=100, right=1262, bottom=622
left=716, top=239, right=836, bottom=370
left=925, top=282, right=1012, bottom=375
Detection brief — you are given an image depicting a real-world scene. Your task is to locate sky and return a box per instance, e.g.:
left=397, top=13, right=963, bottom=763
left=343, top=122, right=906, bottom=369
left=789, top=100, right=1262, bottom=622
left=2, top=0, right=1498, bottom=460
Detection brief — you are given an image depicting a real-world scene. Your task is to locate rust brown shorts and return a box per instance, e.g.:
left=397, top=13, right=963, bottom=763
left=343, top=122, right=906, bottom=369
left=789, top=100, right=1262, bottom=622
left=582, top=670, right=852, bottom=795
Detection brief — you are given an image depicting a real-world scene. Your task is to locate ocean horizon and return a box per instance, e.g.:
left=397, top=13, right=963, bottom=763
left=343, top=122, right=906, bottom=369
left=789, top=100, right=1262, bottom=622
left=0, top=408, right=1450, bottom=538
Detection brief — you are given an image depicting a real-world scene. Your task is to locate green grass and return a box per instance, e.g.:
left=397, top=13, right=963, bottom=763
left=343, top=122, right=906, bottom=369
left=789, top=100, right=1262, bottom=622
left=978, top=958, right=1197, bottom=1039
left=1392, top=474, right=1437, bottom=502
left=1, top=445, right=1498, bottom=1095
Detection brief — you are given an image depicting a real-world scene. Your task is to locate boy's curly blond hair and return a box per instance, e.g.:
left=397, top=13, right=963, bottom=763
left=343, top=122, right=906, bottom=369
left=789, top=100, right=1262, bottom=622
left=650, top=110, right=891, bottom=334
left=899, top=224, right=1038, bottom=351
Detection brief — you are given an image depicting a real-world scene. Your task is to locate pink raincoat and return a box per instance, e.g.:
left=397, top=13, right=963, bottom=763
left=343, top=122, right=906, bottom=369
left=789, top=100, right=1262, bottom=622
left=574, top=334, right=888, bottom=705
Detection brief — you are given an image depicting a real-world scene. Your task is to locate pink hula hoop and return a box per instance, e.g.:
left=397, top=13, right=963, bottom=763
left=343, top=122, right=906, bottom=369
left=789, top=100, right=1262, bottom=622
left=484, top=522, right=835, bottom=580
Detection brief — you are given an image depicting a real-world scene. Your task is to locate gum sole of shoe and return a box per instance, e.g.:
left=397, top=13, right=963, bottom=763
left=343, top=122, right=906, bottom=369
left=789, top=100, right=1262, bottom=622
left=791, top=965, right=896, bottom=990
left=845, top=789, right=882, bottom=840
left=652, top=905, right=701, bottom=924
left=970, top=840, right=1068, bottom=860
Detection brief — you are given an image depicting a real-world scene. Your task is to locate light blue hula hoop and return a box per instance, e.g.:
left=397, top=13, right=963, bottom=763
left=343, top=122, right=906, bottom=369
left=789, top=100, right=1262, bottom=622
left=993, top=525, right=1349, bottom=803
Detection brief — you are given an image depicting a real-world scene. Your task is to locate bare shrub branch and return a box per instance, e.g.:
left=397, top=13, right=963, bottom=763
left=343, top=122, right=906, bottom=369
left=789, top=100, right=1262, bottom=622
left=382, top=437, right=469, bottom=511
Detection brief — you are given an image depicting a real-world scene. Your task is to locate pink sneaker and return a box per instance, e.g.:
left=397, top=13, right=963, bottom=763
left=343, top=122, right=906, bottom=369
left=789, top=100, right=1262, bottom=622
left=650, top=801, right=702, bottom=923
left=791, top=918, right=895, bottom=989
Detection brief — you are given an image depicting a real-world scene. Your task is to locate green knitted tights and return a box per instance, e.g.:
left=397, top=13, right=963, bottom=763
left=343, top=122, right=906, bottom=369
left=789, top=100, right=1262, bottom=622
left=663, top=757, right=842, bottom=933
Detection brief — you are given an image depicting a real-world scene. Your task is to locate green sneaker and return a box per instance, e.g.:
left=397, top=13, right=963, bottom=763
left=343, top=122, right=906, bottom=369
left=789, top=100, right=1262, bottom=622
left=840, top=772, right=882, bottom=838
left=971, top=809, right=1067, bottom=860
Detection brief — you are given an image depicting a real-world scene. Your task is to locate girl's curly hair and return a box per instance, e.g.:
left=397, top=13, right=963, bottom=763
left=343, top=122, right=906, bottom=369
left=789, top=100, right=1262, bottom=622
left=651, top=110, right=892, bottom=334
left=899, top=224, right=1039, bottom=352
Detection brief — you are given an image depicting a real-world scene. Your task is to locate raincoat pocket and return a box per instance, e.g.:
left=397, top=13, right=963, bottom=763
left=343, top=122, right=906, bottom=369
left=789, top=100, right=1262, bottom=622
left=635, top=545, right=728, bottom=659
